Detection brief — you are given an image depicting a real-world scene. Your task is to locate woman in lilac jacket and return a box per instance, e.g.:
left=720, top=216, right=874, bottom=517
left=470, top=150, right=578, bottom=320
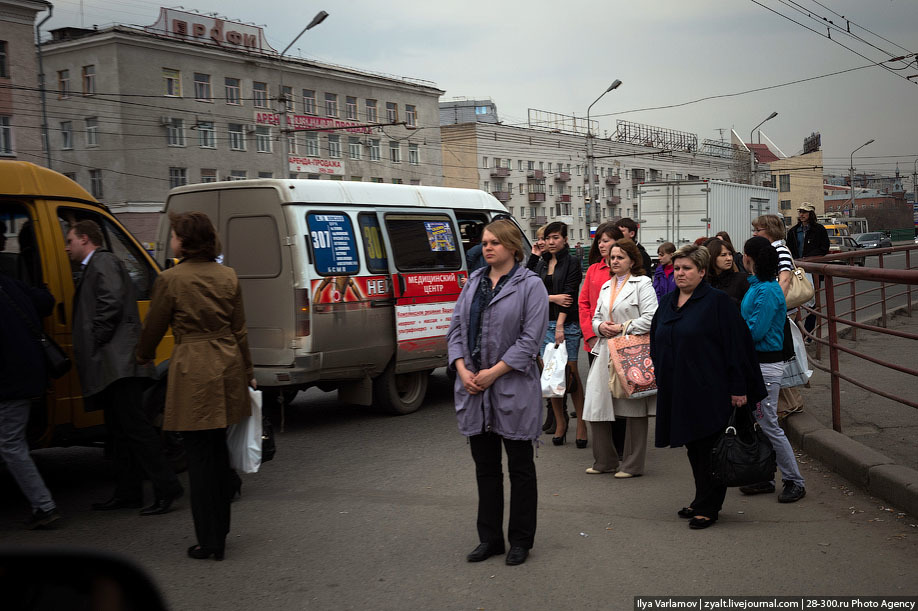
left=447, top=219, right=549, bottom=567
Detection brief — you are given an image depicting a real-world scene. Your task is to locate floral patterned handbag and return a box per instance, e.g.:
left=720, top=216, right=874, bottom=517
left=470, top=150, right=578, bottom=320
left=607, top=320, right=657, bottom=399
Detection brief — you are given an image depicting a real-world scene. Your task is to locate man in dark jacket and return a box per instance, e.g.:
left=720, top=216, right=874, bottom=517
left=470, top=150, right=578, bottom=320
left=617, top=218, right=653, bottom=274
left=65, top=220, right=182, bottom=516
left=785, top=203, right=829, bottom=335
left=0, top=272, right=61, bottom=529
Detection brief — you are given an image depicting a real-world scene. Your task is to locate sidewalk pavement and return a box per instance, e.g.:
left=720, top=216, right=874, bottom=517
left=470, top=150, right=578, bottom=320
left=783, top=308, right=918, bottom=518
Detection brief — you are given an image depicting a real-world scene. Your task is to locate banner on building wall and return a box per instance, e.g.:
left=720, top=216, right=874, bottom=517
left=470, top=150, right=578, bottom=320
left=289, top=157, right=344, bottom=175
left=145, top=8, right=277, bottom=54
left=255, top=112, right=371, bottom=135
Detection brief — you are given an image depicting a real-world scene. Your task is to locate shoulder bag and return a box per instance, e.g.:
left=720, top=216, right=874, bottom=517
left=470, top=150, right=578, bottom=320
left=711, top=405, right=777, bottom=487
left=0, top=283, right=71, bottom=379
left=785, top=267, right=815, bottom=309
left=607, top=320, right=657, bottom=400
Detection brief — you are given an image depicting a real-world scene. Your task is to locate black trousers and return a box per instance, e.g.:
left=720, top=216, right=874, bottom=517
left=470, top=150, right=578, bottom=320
left=469, top=432, right=537, bottom=549
left=587, top=352, right=626, bottom=454
left=96, top=377, right=182, bottom=501
left=183, top=428, right=232, bottom=552
left=685, top=430, right=727, bottom=520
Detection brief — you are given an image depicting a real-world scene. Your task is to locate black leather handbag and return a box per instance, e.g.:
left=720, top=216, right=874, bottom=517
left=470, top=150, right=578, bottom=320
left=0, top=284, right=71, bottom=379
left=711, top=405, right=776, bottom=487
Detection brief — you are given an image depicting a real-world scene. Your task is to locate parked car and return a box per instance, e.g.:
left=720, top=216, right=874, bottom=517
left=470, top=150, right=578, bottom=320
left=828, top=235, right=865, bottom=266
left=852, top=232, right=892, bottom=249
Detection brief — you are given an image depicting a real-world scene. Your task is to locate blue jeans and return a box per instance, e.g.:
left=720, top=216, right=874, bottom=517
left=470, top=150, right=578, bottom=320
left=0, top=399, right=56, bottom=512
left=541, top=321, right=582, bottom=362
left=755, top=362, right=805, bottom=487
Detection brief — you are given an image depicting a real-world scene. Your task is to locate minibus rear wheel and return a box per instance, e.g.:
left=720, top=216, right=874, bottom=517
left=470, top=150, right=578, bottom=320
left=374, top=362, right=428, bottom=415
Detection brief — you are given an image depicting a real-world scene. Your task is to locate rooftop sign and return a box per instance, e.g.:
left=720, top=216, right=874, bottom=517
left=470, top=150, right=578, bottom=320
left=145, top=7, right=277, bottom=54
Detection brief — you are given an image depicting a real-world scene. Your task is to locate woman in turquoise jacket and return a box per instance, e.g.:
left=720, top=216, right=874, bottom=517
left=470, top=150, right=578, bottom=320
left=739, top=236, right=806, bottom=504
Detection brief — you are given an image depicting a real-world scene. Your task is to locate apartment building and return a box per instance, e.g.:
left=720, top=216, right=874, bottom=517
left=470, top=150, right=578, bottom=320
left=40, top=7, right=444, bottom=241
left=0, top=0, right=50, bottom=161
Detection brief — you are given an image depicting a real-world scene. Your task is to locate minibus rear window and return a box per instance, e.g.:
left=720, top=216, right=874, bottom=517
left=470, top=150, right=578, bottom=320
left=384, top=214, right=461, bottom=272
left=357, top=213, right=388, bottom=274
left=306, top=212, right=359, bottom=275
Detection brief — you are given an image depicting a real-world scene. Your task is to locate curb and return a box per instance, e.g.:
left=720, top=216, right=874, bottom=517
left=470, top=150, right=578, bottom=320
left=783, top=411, right=918, bottom=518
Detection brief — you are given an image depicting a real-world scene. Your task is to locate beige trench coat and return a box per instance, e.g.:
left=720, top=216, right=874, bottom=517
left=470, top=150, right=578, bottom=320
left=137, top=260, right=253, bottom=432
left=583, top=274, right=658, bottom=421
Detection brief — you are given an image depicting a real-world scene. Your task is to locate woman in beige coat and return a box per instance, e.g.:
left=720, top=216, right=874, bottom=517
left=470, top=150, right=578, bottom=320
left=137, top=211, right=254, bottom=561
left=582, top=239, right=657, bottom=478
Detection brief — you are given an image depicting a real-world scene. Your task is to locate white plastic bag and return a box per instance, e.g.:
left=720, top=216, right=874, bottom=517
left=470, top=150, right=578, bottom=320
left=226, top=388, right=263, bottom=474
left=781, top=320, right=812, bottom=388
left=540, top=342, right=568, bottom=398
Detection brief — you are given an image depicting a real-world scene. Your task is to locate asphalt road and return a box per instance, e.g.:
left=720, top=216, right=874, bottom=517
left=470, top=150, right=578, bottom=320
left=2, top=371, right=917, bottom=610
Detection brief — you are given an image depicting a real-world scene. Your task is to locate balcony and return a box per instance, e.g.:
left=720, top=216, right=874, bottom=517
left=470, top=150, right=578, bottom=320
left=528, top=192, right=546, bottom=203
left=529, top=215, right=548, bottom=227
left=526, top=170, right=544, bottom=180
left=489, top=167, right=510, bottom=178
left=556, top=194, right=571, bottom=203
left=491, top=190, right=511, bottom=202
left=606, top=196, right=622, bottom=205
left=555, top=171, right=571, bottom=182
left=606, top=176, right=621, bottom=185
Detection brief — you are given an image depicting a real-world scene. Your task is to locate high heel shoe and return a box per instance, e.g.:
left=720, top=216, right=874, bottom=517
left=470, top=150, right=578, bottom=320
left=575, top=438, right=588, bottom=449
left=187, top=545, right=224, bottom=561
left=552, top=428, right=567, bottom=446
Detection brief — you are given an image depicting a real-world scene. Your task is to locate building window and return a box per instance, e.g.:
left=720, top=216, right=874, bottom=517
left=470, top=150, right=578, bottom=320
left=255, top=126, right=272, bottom=153
left=389, top=141, right=400, bottom=163
left=163, top=68, right=181, bottom=97
left=229, top=170, right=246, bottom=181
left=282, top=85, right=294, bottom=112
left=346, top=96, right=357, bottom=120
left=201, top=168, right=217, bottom=183
left=519, top=183, right=524, bottom=194
left=258, top=171, right=273, bottom=179
left=325, top=93, right=338, bottom=117
left=405, top=105, right=417, bottom=127
left=348, top=137, right=361, bottom=160
left=779, top=174, right=791, bottom=192
left=303, top=89, right=316, bottom=115
left=408, top=143, right=419, bottom=166
left=287, top=132, right=297, bottom=155
left=228, top=123, right=245, bottom=151
left=350, top=176, right=362, bottom=182
left=225, top=77, right=241, bottom=105
left=169, top=167, right=188, bottom=189
left=62, top=172, right=76, bottom=181
left=0, top=116, right=11, bottom=155
left=305, top=132, right=319, bottom=157
left=0, top=42, right=7, bottom=78
left=85, top=117, right=99, bottom=146
left=60, top=121, right=73, bottom=150
left=58, top=69, right=70, bottom=98
left=386, top=102, right=398, bottom=123
left=166, top=118, right=184, bottom=147
left=366, top=99, right=377, bottom=123
left=253, top=82, right=268, bottom=108
left=392, top=178, right=403, bottom=184
left=483, top=181, right=490, bottom=192
left=89, top=169, right=103, bottom=198
left=194, top=73, right=212, bottom=101
left=780, top=200, right=792, bottom=210
left=369, top=139, right=381, bottom=161
left=328, top=135, right=341, bottom=159
left=371, top=177, right=384, bottom=183
left=482, top=157, right=489, bottom=169
left=518, top=160, right=523, bottom=171
left=197, top=121, right=215, bottom=148
left=82, top=65, right=95, bottom=95
left=528, top=160, right=535, bottom=171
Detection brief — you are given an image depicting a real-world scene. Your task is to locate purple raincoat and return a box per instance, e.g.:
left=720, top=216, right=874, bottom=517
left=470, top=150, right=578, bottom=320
left=447, top=266, right=549, bottom=441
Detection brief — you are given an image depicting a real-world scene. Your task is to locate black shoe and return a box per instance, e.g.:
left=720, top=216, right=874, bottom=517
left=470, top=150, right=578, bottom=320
left=466, top=541, right=504, bottom=562
left=505, top=546, right=529, bottom=565
left=25, top=508, right=62, bottom=530
left=575, top=439, right=588, bottom=449
left=91, top=497, right=143, bottom=511
left=187, top=545, right=224, bottom=561
left=541, top=402, right=555, bottom=433
left=688, top=516, right=716, bottom=530
left=140, top=488, right=183, bottom=516
left=551, top=430, right=567, bottom=446
left=778, top=482, right=806, bottom=503
left=677, top=507, right=695, bottom=519
left=739, top=481, right=776, bottom=496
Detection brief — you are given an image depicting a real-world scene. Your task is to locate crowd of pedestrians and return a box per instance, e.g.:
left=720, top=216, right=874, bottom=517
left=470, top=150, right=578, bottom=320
left=449, top=211, right=819, bottom=564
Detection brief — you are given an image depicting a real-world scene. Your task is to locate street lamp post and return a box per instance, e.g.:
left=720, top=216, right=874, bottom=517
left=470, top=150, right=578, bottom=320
left=585, top=79, right=621, bottom=226
left=849, top=139, right=875, bottom=215
left=749, top=111, right=778, bottom=186
left=278, top=11, right=329, bottom=178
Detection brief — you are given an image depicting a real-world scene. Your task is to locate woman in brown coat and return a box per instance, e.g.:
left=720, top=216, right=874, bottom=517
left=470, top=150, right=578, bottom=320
left=137, top=211, right=254, bottom=561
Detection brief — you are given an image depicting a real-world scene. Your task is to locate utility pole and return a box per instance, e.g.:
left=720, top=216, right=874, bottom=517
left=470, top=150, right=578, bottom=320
left=849, top=139, right=874, bottom=215
left=749, top=111, right=778, bottom=186
left=586, top=80, right=621, bottom=228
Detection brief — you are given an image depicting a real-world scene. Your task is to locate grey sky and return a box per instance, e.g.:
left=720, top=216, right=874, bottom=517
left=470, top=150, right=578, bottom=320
left=44, top=0, right=918, bottom=179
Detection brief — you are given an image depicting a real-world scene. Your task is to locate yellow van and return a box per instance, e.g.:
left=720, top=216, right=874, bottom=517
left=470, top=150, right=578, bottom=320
left=0, top=161, right=172, bottom=448
left=824, top=224, right=850, bottom=237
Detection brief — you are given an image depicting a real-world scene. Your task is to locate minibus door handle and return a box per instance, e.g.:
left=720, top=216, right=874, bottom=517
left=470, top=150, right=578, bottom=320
left=396, top=273, right=406, bottom=296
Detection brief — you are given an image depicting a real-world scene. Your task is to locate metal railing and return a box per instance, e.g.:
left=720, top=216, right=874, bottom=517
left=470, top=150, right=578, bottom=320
left=796, top=244, right=918, bottom=432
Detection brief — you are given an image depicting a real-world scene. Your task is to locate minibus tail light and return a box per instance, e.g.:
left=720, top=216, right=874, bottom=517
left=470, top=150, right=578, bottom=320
left=295, top=288, right=310, bottom=337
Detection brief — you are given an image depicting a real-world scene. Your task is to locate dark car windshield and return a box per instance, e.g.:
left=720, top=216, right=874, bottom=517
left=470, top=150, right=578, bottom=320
left=854, top=233, right=880, bottom=243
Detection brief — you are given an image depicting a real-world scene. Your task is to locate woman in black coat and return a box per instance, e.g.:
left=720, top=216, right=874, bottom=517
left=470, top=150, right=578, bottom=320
left=704, top=238, right=749, bottom=307
left=650, top=244, right=766, bottom=530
